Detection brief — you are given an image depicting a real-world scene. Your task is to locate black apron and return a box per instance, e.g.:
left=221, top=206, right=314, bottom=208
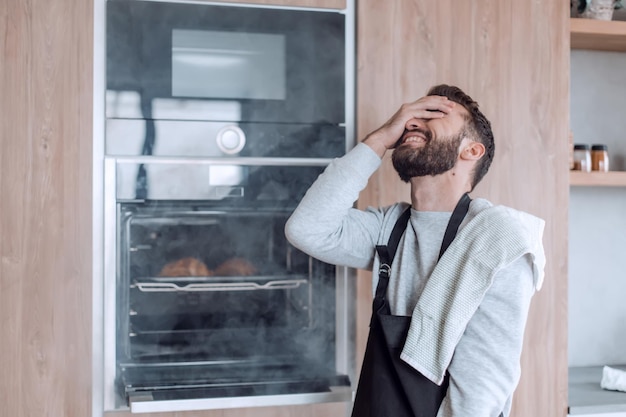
left=351, top=194, right=471, bottom=417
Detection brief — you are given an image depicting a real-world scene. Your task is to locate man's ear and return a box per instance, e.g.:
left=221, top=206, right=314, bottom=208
left=460, top=140, right=485, bottom=161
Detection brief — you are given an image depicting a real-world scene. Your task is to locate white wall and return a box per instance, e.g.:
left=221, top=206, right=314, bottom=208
left=569, top=50, right=626, bottom=367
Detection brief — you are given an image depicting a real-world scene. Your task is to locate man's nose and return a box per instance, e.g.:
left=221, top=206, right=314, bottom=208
left=405, top=118, right=426, bottom=131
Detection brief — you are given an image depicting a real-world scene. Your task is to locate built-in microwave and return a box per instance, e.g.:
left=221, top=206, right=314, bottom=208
left=106, top=0, right=345, bottom=123
left=106, top=0, right=348, bottom=162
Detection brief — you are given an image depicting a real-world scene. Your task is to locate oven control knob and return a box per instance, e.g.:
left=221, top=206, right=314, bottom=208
left=216, top=125, right=246, bottom=155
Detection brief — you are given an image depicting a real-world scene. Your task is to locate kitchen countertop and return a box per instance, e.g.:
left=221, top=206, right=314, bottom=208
left=569, top=365, right=626, bottom=415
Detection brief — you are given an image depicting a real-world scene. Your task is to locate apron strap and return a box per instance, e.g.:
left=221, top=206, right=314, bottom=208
left=374, top=208, right=411, bottom=301
left=438, top=193, right=472, bottom=260
left=375, top=193, right=472, bottom=302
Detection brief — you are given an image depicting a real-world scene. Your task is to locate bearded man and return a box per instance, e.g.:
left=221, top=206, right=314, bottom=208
left=285, top=84, right=546, bottom=417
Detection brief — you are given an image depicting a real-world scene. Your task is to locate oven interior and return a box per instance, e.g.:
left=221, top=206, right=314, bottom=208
left=115, top=202, right=350, bottom=402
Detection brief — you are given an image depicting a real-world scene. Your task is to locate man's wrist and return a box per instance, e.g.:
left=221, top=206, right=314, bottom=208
left=361, top=132, right=388, bottom=158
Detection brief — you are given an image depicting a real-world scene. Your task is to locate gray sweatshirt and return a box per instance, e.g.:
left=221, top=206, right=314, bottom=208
left=285, top=143, right=539, bottom=417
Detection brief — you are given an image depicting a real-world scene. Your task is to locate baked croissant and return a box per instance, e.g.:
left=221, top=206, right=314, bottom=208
left=159, top=257, right=212, bottom=277
left=214, top=257, right=257, bottom=276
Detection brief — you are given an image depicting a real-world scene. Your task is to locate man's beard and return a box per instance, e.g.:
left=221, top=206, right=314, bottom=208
left=391, top=130, right=463, bottom=183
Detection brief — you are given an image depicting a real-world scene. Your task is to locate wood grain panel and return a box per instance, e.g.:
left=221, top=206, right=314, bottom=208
left=356, top=1, right=569, bottom=416
left=570, top=170, right=626, bottom=186
left=0, top=0, right=93, bottom=417
left=571, top=17, right=626, bottom=51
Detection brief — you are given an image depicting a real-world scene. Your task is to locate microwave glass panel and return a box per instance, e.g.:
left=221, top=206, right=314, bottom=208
left=172, top=29, right=286, bottom=100
left=106, top=90, right=243, bottom=121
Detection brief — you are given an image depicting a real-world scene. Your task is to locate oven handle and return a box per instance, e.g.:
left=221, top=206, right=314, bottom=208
left=134, top=279, right=307, bottom=293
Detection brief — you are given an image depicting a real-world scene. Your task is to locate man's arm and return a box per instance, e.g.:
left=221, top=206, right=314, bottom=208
left=436, top=255, right=535, bottom=417
left=285, top=94, right=457, bottom=267
left=284, top=143, right=386, bottom=269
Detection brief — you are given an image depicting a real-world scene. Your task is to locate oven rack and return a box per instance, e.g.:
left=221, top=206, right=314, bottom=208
left=132, top=275, right=308, bottom=293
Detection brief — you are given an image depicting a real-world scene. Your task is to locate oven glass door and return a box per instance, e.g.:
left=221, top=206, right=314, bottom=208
left=117, top=205, right=349, bottom=404
left=106, top=0, right=345, bottom=125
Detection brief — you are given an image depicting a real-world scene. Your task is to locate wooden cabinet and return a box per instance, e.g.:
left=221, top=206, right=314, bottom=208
left=356, top=2, right=569, bottom=417
left=0, top=1, right=94, bottom=417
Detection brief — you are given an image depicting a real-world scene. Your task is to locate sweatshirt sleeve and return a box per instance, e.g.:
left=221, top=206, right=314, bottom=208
left=436, top=254, right=535, bottom=417
left=284, top=142, right=386, bottom=270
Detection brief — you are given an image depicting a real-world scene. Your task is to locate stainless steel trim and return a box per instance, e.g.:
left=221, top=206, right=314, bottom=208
left=108, top=155, right=333, bottom=166
left=134, top=278, right=308, bottom=292
left=335, top=265, right=356, bottom=394
left=103, top=158, right=119, bottom=411
left=344, top=0, right=356, bottom=152
left=339, top=2, right=357, bottom=413
left=129, top=387, right=353, bottom=413
left=93, top=0, right=106, bottom=415
left=132, top=0, right=346, bottom=13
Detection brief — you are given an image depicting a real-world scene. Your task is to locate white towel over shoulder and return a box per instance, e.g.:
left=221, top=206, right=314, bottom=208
left=400, top=205, right=546, bottom=385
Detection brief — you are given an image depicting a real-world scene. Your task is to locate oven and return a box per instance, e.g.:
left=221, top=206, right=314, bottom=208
left=100, top=0, right=355, bottom=413
left=103, top=158, right=356, bottom=412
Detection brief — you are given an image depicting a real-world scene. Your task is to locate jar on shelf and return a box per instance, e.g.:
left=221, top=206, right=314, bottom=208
left=591, top=144, right=609, bottom=172
left=572, top=144, right=591, bottom=172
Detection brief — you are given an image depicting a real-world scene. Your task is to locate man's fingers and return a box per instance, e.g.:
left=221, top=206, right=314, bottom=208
left=405, top=96, right=455, bottom=117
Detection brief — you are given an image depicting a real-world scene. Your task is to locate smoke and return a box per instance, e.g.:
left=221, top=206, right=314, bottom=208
left=119, top=205, right=350, bottom=398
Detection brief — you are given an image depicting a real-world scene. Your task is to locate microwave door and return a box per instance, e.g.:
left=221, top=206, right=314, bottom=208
left=106, top=0, right=345, bottom=124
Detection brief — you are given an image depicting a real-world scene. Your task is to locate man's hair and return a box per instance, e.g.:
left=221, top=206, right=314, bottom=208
left=427, top=84, right=494, bottom=190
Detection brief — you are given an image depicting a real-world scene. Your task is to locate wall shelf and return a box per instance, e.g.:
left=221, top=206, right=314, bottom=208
left=570, top=171, right=626, bottom=187
left=570, top=18, right=626, bottom=188
left=571, top=18, right=626, bottom=51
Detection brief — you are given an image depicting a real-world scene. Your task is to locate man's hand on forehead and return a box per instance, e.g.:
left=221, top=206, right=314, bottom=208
left=362, top=95, right=455, bottom=157
left=422, top=95, right=455, bottom=116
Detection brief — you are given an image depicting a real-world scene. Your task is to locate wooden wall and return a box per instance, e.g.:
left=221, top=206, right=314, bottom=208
left=0, top=0, right=94, bottom=416
left=355, top=1, right=570, bottom=417
left=0, top=0, right=568, bottom=416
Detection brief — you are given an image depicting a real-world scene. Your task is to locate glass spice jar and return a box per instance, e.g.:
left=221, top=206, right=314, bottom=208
left=591, top=144, right=609, bottom=172
left=572, top=144, right=591, bottom=172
